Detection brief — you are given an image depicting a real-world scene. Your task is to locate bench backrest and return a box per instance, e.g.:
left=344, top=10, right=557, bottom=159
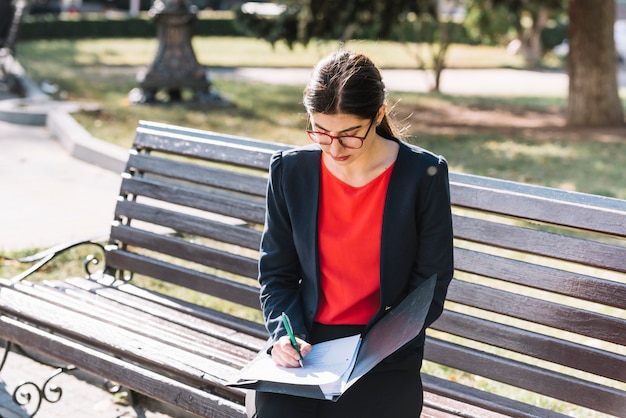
left=105, top=121, right=287, bottom=339
left=429, top=172, right=626, bottom=417
left=106, top=121, right=626, bottom=417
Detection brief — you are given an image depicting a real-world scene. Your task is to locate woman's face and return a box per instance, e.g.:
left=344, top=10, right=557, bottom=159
left=308, top=113, right=378, bottom=165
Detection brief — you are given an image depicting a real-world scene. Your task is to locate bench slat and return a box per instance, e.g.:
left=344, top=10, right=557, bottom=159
left=137, top=120, right=288, bottom=155
left=13, top=281, right=254, bottom=370
left=66, top=277, right=268, bottom=342
left=119, top=177, right=266, bottom=225
left=1, top=287, right=248, bottom=394
left=450, top=174, right=626, bottom=237
left=105, top=249, right=261, bottom=309
left=453, top=215, right=626, bottom=272
left=422, top=374, right=568, bottom=418
left=113, top=201, right=262, bottom=250
left=132, top=130, right=275, bottom=170
left=454, top=248, right=626, bottom=309
left=424, top=338, right=626, bottom=417
left=432, top=310, right=626, bottom=382
left=127, top=153, right=268, bottom=196
left=447, top=280, right=626, bottom=346
left=109, top=225, right=258, bottom=280
left=0, top=316, right=247, bottom=418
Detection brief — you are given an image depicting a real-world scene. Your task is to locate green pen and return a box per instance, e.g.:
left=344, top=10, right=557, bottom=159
left=281, top=312, right=304, bottom=367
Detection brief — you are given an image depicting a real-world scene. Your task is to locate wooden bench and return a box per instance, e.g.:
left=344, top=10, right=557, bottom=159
left=1, top=120, right=625, bottom=418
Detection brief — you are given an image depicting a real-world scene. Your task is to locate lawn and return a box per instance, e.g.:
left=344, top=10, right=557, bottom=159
left=17, top=37, right=626, bottom=199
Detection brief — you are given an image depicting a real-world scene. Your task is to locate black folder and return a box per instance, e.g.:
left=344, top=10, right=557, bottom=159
left=228, top=273, right=437, bottom=401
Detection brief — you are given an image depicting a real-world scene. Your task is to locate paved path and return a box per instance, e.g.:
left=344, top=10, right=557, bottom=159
left=0, top=120, right=121, bottom=251
left=212, top=66, right=626, bottom=96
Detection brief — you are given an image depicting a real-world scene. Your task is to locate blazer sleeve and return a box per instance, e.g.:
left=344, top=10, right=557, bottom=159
left=413, top=156, right=454, bottom=329
left=258, top=151, right=308, bottom=343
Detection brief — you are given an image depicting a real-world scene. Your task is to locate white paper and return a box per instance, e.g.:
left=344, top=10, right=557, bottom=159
left=234, top=334, right=361, bottom=396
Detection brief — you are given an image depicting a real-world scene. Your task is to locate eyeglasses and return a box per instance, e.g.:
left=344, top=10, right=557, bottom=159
left=306, top=117, right=375, bottom=150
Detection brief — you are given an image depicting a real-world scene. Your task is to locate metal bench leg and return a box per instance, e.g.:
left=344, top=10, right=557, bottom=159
left=12, top=365, right=76, bottom=418
left=0, top=340, right=76, bottom=417
left=0, top=339, right=10, bottom=372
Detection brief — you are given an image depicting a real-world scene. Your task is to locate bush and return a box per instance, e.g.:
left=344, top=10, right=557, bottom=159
left=19, top=14, right=242, bottom=39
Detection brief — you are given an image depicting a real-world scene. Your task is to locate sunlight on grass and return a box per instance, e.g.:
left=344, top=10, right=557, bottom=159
left=16, top=39, right=626, bottom=200
left=18, top=37, right=523, bottom=70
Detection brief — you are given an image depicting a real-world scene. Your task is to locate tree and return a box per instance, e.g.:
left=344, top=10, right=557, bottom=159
left=465, top=0, right=566, bottom=67
left=235, top=0, right=625, bottom=127
left=466, top=0, right=624, bottom=127
left=235, top=0, right=458, bottom=92
left=567, top=0, right=624, bottom=126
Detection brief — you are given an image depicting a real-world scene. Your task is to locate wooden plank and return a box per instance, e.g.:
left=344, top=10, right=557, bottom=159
left=450, top=173, right=626, bottom=237
left=422, top=374, right=568, bottom=418
left=74, top=276, right=268, bottom=340
left=119, top=177, right=266, bottom=225
left=1, top=287, right=247, bottom=390
left=104, top=250, right=261, bottom=309
left=132, top=129, right=275, bottom=170
left=126, top=153, right=268, bottom=196
left=15, top=280, right=259, bottom=366
left=108, top=225, right=258, bottom=280
left=446, top=280, right=626, bottom=346
left=62, top=277, right=267, bottom=346
left=422, top=391, right=513, bottom=418
left=452, top=215, right=626, bottom=272
left=0, top=316, right=247, bottom=418
left=424, top=338, right=626, bottom=417
left=454, top=248, right=626, bottom=309
left=431, top=310, right=626, bottom=382
left=137, top=120, right=288, bottom=154
left=112, top=202, right=262, bottom=250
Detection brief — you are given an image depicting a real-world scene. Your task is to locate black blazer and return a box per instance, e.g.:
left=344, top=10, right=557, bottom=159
left=259, top=139, right=454, bottom=350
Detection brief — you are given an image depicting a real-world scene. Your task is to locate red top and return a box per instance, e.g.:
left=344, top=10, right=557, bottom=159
left=315, top=158, right=394, bottom=325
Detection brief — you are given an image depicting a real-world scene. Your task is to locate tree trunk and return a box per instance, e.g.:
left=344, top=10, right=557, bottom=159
left=567, top=0, right=625, bottom=127
left=520, top=7, right=549, bottom=67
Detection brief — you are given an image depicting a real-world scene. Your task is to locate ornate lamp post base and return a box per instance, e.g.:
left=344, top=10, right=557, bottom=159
left=129, top=0, right=232, bottom=106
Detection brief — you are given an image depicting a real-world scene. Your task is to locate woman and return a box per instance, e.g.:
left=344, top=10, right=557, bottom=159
left=252, top=50, right=454, bottom=417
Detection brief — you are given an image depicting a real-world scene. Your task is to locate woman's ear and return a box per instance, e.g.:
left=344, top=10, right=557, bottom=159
left=376, top=105, right=387, bottom=125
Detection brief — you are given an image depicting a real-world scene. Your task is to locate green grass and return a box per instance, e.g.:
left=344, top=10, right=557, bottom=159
left=17, top=36, right=527, bottom=69
left=16, top=37, right=626, bottom=201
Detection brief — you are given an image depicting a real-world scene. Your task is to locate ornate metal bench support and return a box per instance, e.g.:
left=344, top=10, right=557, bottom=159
left=0, top=341, right=76, bottom=417
left=4, top=238, right=106, bottom=283
left=12, top=364, right=76, bottom=418
left=0, top=340, right=10, bottom=372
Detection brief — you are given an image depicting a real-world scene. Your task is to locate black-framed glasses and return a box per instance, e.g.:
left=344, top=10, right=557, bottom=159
left=306, top=117, right=375, bottom=150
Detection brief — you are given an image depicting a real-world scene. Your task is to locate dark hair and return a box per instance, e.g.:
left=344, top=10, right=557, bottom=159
left=303, top=50, right=400, bottom=139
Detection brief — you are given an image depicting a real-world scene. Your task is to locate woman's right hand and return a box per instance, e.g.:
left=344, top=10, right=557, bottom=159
left=270, top=335, right=312, bottom=368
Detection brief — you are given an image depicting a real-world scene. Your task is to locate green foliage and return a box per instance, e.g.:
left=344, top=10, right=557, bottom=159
left=541, top=21, right=568, bottom=51
left=465, top=0, right=568, bottom=46
left=19, top=14, right=241, bottom=40
left=233, top=5, right=300, bottom=47
left=464, top=0, right=518, bottom=43
left=233, top=0, right=466, bottom=48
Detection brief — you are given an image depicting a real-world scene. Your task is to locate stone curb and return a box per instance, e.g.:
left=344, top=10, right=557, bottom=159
left=1, top=55, right=127, bottom=175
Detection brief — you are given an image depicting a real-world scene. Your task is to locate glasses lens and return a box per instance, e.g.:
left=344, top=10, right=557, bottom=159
left=339, top=136, right=363, bottom=149
left=308, top=132, right=331, bottom=145
left=307, top=132, right=364, bottom=149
